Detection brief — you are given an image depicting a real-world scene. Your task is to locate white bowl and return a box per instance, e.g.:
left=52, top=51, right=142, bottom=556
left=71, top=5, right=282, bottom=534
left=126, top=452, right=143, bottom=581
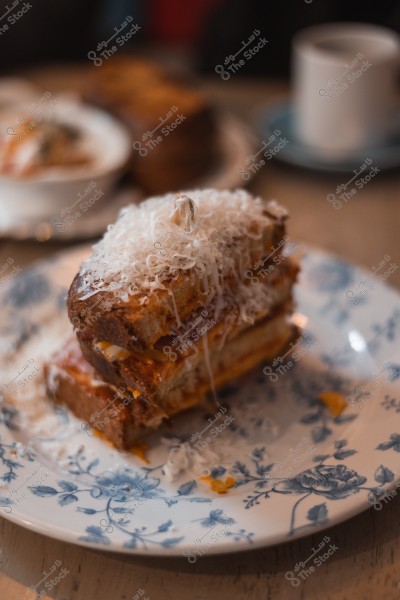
left=0, top=99, right=132, bottom=223
left=0, top=77, right=39, bottom=109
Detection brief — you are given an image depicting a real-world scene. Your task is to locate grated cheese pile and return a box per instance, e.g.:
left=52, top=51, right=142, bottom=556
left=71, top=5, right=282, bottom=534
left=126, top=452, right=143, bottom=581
left=78, top=189, right=287, bottom=315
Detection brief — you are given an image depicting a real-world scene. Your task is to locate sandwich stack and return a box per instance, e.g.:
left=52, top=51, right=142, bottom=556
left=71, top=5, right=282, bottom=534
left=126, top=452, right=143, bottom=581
left=45, top=189, right=300, bottom=449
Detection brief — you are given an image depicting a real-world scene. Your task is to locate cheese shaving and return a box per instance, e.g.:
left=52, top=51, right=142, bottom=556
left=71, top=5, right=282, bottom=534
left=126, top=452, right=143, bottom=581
left=77, top=189, right=286, bottom=309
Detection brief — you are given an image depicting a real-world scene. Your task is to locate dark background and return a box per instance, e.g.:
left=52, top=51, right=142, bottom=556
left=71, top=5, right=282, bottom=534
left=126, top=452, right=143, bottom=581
left=1, top=0, right=400, bottom=75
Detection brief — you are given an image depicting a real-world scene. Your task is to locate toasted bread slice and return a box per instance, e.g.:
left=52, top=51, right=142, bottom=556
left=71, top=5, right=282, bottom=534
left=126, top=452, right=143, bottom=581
left=68, top=197, right=289, bottom=352
left=75, top=258, right=299, bottom=390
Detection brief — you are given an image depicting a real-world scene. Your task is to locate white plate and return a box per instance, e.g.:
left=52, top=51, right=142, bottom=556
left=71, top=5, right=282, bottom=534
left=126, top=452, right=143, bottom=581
left=0, top=114, right=255, bottom=241
left=0, top=246, right=399, bottom=558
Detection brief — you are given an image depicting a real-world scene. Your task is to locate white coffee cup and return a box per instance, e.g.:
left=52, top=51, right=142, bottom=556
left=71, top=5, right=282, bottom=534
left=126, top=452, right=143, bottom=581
left=292, top=23, right=400, bottom=156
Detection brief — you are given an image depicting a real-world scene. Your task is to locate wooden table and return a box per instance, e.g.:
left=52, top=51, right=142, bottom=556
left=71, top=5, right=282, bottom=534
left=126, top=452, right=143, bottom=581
left=1, top=72, right=400, bottom=600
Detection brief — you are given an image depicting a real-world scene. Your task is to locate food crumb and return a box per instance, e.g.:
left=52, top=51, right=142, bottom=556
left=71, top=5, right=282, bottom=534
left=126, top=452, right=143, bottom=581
left=200, top=475, right=236, bottom=494
left=319, top=391, right=347, bottom=417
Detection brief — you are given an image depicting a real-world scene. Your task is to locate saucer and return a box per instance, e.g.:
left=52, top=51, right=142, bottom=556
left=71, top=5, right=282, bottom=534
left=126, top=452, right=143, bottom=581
left=259, top=102, right=400, bottom=173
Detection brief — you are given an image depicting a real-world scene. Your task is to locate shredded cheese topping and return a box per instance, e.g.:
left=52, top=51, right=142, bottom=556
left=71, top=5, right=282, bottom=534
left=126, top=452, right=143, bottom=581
left=77, top=189, right=287, bottom=308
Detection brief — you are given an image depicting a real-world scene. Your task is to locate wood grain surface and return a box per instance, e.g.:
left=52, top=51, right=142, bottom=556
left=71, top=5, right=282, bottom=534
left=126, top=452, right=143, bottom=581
left=0, top=73, right=399, bottom=600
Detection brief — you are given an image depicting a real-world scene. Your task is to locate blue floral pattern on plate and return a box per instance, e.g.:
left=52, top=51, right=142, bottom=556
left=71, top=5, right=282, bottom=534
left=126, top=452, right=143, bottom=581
left=0, top=245, right=399, bottom=555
